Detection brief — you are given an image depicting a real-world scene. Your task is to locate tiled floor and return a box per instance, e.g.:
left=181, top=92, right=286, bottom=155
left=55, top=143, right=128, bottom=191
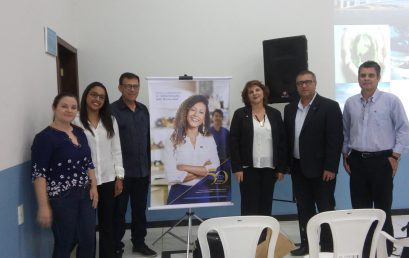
left=97, top=215, right=409, bottom=258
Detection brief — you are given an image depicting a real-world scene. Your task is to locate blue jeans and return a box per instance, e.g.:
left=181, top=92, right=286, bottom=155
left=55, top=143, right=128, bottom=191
left=49, top=186, right=96, bottom=258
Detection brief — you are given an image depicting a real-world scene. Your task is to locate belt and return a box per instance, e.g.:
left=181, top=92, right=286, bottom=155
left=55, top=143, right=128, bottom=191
left=351, top=149, right=392, bottom=159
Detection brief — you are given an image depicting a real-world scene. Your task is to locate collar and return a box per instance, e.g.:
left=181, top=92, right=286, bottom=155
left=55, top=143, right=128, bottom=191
left=297, top=92, right=317, bottom=110
left=117, top=96, right=139, bottom=110
left=87, top=119, right=101, bottom=128
left=360, top=89, right=379, bottom=103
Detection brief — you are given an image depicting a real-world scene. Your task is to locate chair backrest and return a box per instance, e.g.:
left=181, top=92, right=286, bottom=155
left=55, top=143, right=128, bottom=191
left=197, top=216, right=280, bottom=258
left=307, top=209, right=386, bottom=258
left=376, top=231, right=409, bottom=258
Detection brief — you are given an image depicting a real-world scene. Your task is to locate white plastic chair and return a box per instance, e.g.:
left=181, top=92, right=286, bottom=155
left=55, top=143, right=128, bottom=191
left=376, top=231, right=409, bottom=258
left=197, top=216, right=280, bottom=258
left=306, top=209, right=386, bottom=258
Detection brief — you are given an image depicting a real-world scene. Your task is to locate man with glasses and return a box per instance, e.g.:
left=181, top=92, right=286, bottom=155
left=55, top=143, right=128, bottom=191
left=111, top=72, right=157, bottom=257
left=284, top=70, right=343, bottom=255
left=343, top=61, right=409, bottom=257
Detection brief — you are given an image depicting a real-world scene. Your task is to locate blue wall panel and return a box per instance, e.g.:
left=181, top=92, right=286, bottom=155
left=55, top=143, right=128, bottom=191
left=0, top=162, right=53, bottom=258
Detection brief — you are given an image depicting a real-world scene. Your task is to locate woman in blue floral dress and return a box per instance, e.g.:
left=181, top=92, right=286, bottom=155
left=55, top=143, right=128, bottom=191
left=32, top=92, right=98, bottom=258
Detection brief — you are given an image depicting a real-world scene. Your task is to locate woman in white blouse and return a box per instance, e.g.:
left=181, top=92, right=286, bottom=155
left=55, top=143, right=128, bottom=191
left=164, top=95, right=220, bottom=204
left=230, top=80, right=287, bottom=216
left=76, top=82, right=124, bottom=258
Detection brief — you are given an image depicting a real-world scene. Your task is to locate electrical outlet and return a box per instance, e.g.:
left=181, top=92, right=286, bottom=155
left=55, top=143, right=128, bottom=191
left=18, top=204, right=24, bottom=225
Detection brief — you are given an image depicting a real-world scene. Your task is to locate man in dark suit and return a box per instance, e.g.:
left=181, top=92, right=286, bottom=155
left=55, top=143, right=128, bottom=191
left=284, top=70, right=343, bottom=255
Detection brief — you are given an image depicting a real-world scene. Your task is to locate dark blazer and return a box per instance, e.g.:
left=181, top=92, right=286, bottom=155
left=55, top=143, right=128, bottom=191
left=229, top=105, right=287, bottom=173
left=284, top=94, right=343, bottom=178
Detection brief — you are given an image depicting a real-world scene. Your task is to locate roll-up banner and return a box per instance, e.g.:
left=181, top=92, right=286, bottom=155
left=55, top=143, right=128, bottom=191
left=147, top=77, right=233, bottom=210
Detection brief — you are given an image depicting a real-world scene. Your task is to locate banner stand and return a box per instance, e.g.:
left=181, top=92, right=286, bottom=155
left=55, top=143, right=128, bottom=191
left=148, top=76, right=233, bottom=256
left=152, top=208, right=203, bottom=257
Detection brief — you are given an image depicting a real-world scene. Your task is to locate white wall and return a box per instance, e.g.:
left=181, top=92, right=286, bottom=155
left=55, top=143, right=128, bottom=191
left=0, top=1, right=80, bottom=256
left=0, top=0, right=80, bottom=170
left=75, top=0, right=335, bottom=112
left=0, top=0, right=335, bottom=170
left=73, top=0, right=336, bottom=217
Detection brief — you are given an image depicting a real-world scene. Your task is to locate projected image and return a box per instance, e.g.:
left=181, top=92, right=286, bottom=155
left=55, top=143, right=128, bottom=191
left=335, top=25, right=390, bottom=83
left=390, top=80, right=409, bottom=112
left=334, top=1, right=409, bottom=111
left=335, top=83, right=359, bottom=111
left=335, top=0, right=409, bottom=10
left=391, top=25, right=409, bottom=80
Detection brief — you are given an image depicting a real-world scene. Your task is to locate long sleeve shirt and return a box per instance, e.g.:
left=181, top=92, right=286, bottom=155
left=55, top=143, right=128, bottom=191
left=74, top=116, right=124, bottom=185
left=164, top=133, right=220, bottom=186
left=343, top=89, right=409, bottom=155
left=31, top=126, right=94, bottom=198
left=111, top=98, right=150, bottom=178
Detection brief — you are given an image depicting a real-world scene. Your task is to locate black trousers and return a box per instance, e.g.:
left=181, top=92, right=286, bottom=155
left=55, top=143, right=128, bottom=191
left=239, top=167, right=277, bottom=216
left=291, top=159, right=335, bottom=250
left=97, top=181, right=116, bottom=258
left=348, top=152, right=394, bottom=256
left=114, top=176, right=149, bottom=251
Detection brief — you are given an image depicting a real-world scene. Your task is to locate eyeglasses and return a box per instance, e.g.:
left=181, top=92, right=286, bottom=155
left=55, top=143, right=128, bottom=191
left=122, top=84, right=140, bottom=91
left=89, top=92, right=106, bottom=101
left=296, top=80, right=315, bottom=87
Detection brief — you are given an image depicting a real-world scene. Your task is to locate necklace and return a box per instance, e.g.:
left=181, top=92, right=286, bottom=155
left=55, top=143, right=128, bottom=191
left=254, top=114, right=265, bottom=127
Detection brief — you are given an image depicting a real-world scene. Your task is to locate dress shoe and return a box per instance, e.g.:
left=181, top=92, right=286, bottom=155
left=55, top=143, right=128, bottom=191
left=291, top=245, right=309, bottom=256
left=114, top=249, right=123, bottom=258
left=321, top=245, right=333, bottom=252
left=133, top=243, right=158, bottom=257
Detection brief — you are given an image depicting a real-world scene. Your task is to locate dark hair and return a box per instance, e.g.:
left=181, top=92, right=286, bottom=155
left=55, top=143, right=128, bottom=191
left=358, top=60, right=381, bottom=78
left=241, top=80, right=269, bottom=107
left=80, top=82, right=115, bottom=138
left=52, top=92, right=78, bottom=109
left=296, top=70, right=317, bottom=81
left=170, top=95, right=211, bottom=150
left=119, top=72, right=140, bottom=85
left=212, top=109, right=223, bottom=118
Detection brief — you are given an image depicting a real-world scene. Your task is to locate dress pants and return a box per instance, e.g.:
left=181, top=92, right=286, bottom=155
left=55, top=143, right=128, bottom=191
left=114, top=176, right=149, bottom=251
left=50, top=186, right=96, bottom=258
left=348, top=152, right=394, bottom=257
left=291, top=159, right=335, bottom=250
left=239, top=167, right=277, bottom=216
left=97, top=181, right=116, bottom=258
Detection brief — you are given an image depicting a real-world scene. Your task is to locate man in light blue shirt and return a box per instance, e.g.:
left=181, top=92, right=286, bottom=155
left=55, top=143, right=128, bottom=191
left=343, top=60, right=409, bottom=256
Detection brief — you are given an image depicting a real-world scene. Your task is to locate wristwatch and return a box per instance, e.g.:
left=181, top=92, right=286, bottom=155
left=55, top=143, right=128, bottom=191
left=116, top=176, right=124, bottom=180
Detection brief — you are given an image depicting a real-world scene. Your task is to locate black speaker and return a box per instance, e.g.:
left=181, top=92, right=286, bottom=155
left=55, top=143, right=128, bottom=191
left=263, top=35, right=308, bottom=103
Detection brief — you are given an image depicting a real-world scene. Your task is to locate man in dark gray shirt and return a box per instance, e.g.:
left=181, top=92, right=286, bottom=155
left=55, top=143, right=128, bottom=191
left=112, top=72, right=156, bottom=257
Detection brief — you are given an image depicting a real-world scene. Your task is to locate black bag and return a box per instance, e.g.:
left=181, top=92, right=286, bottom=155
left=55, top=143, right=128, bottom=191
left=401, top=222, right=409, bottom=258
left=193, top=231, right=224, bottom=258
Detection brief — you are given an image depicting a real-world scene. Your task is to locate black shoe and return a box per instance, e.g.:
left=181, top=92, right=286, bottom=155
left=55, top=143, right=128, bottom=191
left=133, top=244, right=158, bottom=257
left=291, top=245, right=309, bottom=256
left=114, top=249, right=123, bottom=258
left=321, top=245, right=333, bottom=252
